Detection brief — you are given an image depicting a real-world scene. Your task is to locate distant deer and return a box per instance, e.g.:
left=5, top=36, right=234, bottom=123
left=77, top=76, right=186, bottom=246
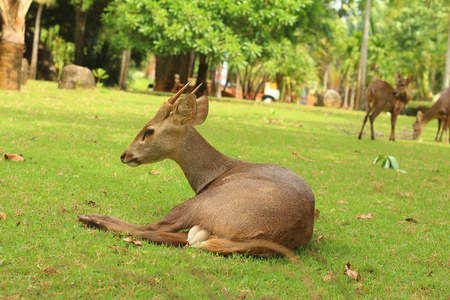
left=358, top=73, right=414, bottom=141
left=413, top=87, right=450, bottom=143
left=78, top=83, right=315, bottom=257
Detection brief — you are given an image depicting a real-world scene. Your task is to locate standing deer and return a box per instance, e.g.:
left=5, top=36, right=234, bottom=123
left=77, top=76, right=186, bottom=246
left=358, top=73, right=414, bottom=141
left=413, top=87, right=450, bottom=143
left=78, top=83, right=315, bottom=257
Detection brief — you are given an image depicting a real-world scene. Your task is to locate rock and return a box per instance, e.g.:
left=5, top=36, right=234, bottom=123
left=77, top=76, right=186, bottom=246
left=323, top=90, right=342, bottom=108
left=58, top=64, right=95, bottom=89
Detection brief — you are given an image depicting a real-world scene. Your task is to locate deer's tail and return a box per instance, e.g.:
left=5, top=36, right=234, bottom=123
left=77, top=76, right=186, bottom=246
left=193, top=238, right=297, bottom=261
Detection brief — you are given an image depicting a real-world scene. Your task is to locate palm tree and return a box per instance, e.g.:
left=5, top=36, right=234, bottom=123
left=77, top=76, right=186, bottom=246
left=354, top=0, right=371, bottom=110
left=0, top=0, right=33, bottom=90
left=444, top=25, right=450, bottom=88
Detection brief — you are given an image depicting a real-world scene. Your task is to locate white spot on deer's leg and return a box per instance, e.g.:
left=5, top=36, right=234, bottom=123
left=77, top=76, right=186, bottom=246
left=187, top=225, right=210, bottom=246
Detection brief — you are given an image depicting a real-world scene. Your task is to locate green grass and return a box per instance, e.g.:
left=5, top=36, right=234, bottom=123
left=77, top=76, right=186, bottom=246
left=1, top=81, right=448, bottom=299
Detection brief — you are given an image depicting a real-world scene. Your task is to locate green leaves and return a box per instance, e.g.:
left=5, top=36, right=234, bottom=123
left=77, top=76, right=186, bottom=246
left=92, top=68, right=109, bottom=87
left=373, top=155, right=406, bottom=173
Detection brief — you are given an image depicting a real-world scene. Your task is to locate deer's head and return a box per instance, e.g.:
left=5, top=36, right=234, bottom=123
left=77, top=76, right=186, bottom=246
left=393, top=73, right=414, bottom=98
left=412, top=110, right=424, bottom=140
left=120, top=83, right=209, bottom=167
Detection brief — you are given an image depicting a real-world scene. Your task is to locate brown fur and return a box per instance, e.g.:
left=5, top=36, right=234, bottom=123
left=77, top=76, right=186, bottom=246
left=358, top=73, right=414, bottom=141
left=413, top=87, right=450, bottom=143
left=78, top=84, right=315, bottom=257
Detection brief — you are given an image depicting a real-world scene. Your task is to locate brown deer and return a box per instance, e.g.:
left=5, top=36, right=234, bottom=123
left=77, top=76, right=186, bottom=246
left=358, top=73, right=414, bottom=141
left=78, top=83, right=315, bottom=257
left=413, top=87, right=450, bottom=143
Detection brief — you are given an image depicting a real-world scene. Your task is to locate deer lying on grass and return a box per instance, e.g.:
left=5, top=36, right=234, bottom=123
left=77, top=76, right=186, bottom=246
left=78, top=83, right=315, bottom=257
left=413, top=87, right=450, bottom=143
left=358, top=73, right=414, bottom=141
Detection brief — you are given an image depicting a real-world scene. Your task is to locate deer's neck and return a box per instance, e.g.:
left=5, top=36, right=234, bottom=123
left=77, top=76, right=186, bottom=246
left=421, top=105, right=441, bottom=126
left=172, top=126, right=243, bottom=194
left=396, top=89, right=411, bottom=104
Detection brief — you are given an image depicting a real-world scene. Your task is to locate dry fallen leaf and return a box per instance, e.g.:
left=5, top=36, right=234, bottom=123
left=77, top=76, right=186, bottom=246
left=0, top=212, right=6, bottom=220
left=108, top=245, right=129, bottom=252
left=314, top=209, right=320, bottom=219
left=344, top=261, right=361, bottom=281
left=356, top=213, right=374, bottom=219
left=405, top=218, right=418, bottom=223
left=124, top=237, right=143, bottom=246
left=292, top=150, right=314, bottom=162
left=355, top=288, right=363, bottom=297
left=315, top=234, right=324, bottom=243
left=400, top=192, right=413, bottom=198
left=3, top=153, right=24, bottom=162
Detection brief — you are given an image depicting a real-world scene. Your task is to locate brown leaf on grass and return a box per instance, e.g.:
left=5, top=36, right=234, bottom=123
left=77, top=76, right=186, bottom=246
left=124, top=237, right=143, bottom=246
left=405, top=218, right=418, bottom=223
left=292, top=150, right=314, bottom=162
left=400, top=192, right=413, bottom=198
left=108, top=245, right=129, bottom=252
left=315, top=234, right=324, bottom=243
left=3, top=153, right=24, bottom=162
left=0, top=212, right=6, bottom=220
left=314, top=209, right=320, bottom=219
left=59, top=207, right=69, bottom=214
left=355, top=288, right=363, bottom=297
left=344, top=261, right=361, bottom=281
left=356, top=213, right=374, bottom=219
left=150, top=170, right=160, bottom=175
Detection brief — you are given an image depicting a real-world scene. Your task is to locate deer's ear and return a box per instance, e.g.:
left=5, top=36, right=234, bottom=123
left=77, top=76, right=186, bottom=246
left=192, top=96, right=209, bottom=126
left=174, top=94, right=197, bottom=125
left=395, top=73, right=400, bottom=81
left=407, top=75, right=414, bottom=83
left=416, top=110, right=423, bottom=122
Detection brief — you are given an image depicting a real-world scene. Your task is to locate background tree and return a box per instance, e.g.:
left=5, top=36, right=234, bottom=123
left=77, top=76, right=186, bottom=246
left=0, top=0, right=32, bottom=90
left=354, top=0, right=370, bottom=110
left=102, top=0, right=332, bottom=96
left=29, top=0, right=56, bottom=80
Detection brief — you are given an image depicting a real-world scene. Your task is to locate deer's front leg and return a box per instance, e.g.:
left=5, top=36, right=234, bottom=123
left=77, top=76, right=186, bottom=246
left=78, top=214, right=140, bottom=232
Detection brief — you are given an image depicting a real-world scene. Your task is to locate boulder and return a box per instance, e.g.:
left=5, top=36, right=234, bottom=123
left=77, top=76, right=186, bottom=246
left=58, top=64, right=95, bottom=89
left=323, top=89, right=342, bottom=108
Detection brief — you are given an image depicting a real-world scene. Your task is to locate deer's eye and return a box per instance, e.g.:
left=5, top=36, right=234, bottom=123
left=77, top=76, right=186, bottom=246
left=142, top=129, right=155, bottom=140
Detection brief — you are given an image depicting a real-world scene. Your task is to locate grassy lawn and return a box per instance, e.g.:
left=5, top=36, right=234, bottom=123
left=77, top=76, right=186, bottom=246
left=1, top=81, right=448, bottom=299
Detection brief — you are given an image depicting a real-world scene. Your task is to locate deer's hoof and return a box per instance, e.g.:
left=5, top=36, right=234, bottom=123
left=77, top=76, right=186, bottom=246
left=77, top=215, right=90, bottom=223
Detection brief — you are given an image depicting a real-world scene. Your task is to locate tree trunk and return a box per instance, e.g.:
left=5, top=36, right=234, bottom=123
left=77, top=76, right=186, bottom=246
left=444, top=25, right=450, bottom=89
left=344, top=79, right=350, bottom=108
left=146, top=54, right=156, bottom=82
left=0, top=0, right=33, bottom=90
left=235, top=68, right=243, bottom=99
left=350, top=81, right=357, bottom=110
left=322, top=65, right=328, bottom=92
left=74, top=7, right=87, bottom=66
left=154, top=54, right=194, bottom=92
left=355, top=0, right=371, bottom=110
left=29, top=3, right=43, bottom=80
left=214, top=62, right=222, bottom=98
left=195, top=53, right=208, bottom=96
left=118, top=49, right=131, bottom=90
left=187, top=51, right=196, bottom=79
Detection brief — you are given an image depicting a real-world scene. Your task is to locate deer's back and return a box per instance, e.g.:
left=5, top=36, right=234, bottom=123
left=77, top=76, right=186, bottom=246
left=366, top=80, right=396, bottom=110
left=180, top=163, right=315, bottom=249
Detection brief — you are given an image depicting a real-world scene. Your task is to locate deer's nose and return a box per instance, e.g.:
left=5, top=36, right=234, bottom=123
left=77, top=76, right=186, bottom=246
left=120, top=152, right=126, bottom=163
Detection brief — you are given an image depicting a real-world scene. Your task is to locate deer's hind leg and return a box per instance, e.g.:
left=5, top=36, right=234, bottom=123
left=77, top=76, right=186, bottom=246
left=369, top=105, right=384, bottom=140
left=78, top=214, right=140, bottom=232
